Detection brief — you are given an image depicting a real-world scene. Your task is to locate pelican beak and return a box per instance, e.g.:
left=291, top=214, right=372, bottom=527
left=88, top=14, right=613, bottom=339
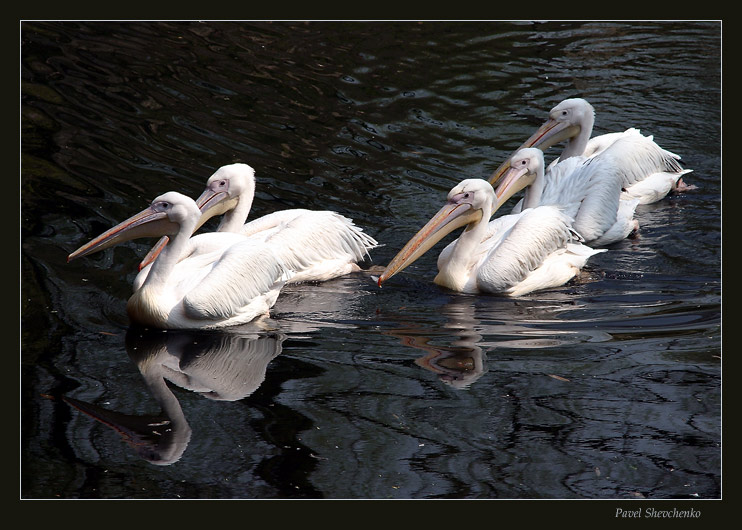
left=138, top=236, right=168, bottom=271
left=68, top=206, right=176, bottom=262
left=194, top=187, right=238, bottom=226
left=522, top=117, right=581, bottom=152
left=487, top=118, right=580, bottom=187
left=377, top=201, right=483, bottom=287
left=493, top=163, right=534, bottom=210
left=136, top=186, right=239, bottom=271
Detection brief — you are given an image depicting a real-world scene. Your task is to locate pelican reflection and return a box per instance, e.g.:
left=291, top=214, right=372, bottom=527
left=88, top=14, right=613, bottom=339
left=382, top=294, right=614, bottom=388
left=386, top=298, right=487, bottom=389
left=64, top=327, right=284, bottom=465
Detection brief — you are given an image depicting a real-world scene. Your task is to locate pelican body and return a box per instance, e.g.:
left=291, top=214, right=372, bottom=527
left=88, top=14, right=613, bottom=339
left=139, top=164, right=378, bottom=283
left=68, top=191, right=290, bottom=329
left=488, top=98, right=693, bottom=205
left=505, top=147, right=639, bottom=246
left=377, top=178, right=604, bottom=296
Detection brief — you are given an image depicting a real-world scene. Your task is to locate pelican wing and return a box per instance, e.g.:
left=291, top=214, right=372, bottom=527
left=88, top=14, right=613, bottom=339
left=597, top=134, right=684, bottom=189
left=506, top=243, right=606, bottom=296
left=436, top=211, right=523, bottom=275
left=539, top=155, right=592, bottom=209
left=265, top=210, right=378, bottom=279
left=134, top=232, right=249, bottom=291
left=541, top=156, right=623, bottom=243
left=240, top=209, right=311, bottom=237
left=582, top=128, right=644, bottom=158
left=545, top=128, right=645, bottom=171
left=182, top=241, right=290, bottom=321
left=476, top=206, right=576, bottom=293
left=589, top=197, right=640, bottom=246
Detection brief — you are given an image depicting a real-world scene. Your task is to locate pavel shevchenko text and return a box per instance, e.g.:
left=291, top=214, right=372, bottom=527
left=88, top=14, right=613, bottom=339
left=616, top=507, right=701, bottom=518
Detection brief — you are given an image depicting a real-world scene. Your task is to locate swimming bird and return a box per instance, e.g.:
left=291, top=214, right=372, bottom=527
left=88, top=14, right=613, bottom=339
left=139, top=163, right=378, bottom=284
left=68, top=191, right=291, bottom=329
left=504, top=147, right=639, bottom=246
left=488, top=98, right=694, bottom=204
left=377, top=177, right=604, bottom=296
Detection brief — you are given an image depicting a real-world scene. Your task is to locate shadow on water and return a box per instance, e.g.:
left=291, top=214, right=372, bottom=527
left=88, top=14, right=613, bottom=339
left=21, top=21, right=720, bottom=501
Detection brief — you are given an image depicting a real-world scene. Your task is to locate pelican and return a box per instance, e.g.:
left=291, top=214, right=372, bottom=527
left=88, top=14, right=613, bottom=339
left=488, top=98, right=694, bottom=204
left=68, top=191, right=291, bottom=329
left=377, top=177, right=605, bottom=296
left=505, top=147, right=639, bottom=246
left=138, top=163, right=378, bottom=284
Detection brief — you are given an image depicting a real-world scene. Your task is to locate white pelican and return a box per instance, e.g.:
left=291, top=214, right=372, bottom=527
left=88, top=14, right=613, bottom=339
left=139, top=163, right=378, bottom=284
left=377, top=178, right=605, bottom=296
left=488, top=98, right=694, bottom=204
left=68, top=191, right=291, bottom=330
left=504, top=147, right=639, bottom=246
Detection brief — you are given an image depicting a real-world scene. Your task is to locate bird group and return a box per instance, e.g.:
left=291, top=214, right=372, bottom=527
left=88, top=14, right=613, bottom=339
left=378, top=98, right=694, bottom=295
left=68, top=163, right=378, bottom=329
left=68, top=98, right=694, bottom=330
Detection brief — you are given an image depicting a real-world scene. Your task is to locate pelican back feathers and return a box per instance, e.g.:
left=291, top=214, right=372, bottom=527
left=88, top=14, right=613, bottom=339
left=539, top=157, right=623, bottom=244
left=182, top=242, right=290, bottom=321
left=265, top=210, right=379, bottom=283
left=475, top=206, right=578, bottom=293
left=598, top=134, right=685, bottom=190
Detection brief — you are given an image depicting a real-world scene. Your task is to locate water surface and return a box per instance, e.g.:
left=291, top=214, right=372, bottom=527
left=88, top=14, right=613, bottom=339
left=21, top=21, right=721, bottom=502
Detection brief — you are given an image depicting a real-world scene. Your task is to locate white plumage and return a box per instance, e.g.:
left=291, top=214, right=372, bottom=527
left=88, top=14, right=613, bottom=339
left=441, top=205, right=601, bottom=295
left=507, top=148, right=639, bottom=246
left=378, top=178, right=604, bottom=295
left=489, top=98, right=694, bottom=205
left=139, top=163, right=378, bottom=283
left=69, top=191, right=291, bottom=329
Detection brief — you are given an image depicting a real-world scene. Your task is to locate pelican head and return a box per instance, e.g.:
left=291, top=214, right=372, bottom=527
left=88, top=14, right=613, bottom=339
left=487, top=98, right=594, bottom=186
left=529, top=98, right=595, bottom=151
left=493, top=147, right=545, bottom=209
left=377, top=179, right=493, bottom=287
left=68, top=191, right=200, bottom=262
left=136, top=164, right=257, bottom=271
left=195, top=163, right=256, bottom=230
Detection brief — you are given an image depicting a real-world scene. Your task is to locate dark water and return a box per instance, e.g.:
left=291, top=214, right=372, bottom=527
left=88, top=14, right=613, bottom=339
left=21, top=21, right=721, bottom=505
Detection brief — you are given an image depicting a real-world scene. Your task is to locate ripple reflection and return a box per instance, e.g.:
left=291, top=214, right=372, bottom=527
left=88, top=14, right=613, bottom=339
left=64, top=327, right=284, bottom=465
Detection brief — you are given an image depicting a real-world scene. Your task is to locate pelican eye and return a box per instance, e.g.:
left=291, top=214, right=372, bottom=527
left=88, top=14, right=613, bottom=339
left=210, top=179, right=229, bottom=191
